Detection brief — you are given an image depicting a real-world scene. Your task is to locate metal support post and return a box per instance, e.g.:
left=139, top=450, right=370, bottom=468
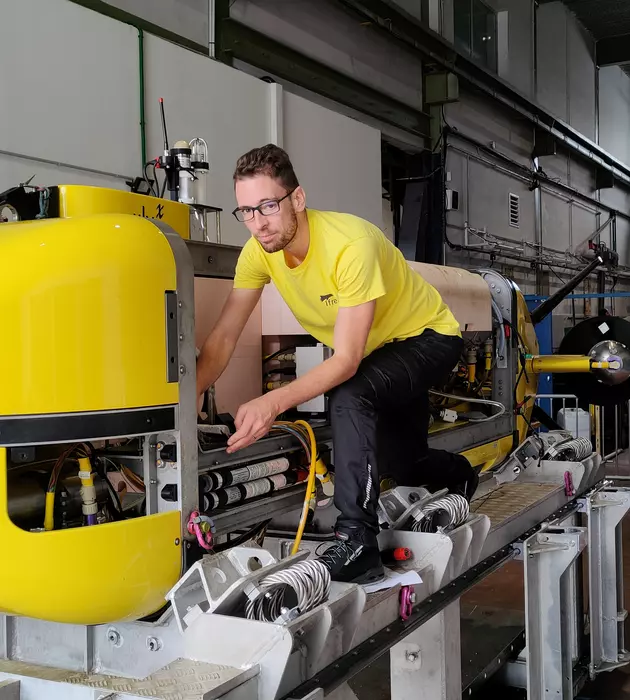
left=390, top=601, right=461, bottom=700
left=523, top=526, right=587, bottom=699
left=580, top=487, right=630, bottom=677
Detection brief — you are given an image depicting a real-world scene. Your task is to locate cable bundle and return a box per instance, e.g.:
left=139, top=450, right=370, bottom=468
left=546, top=436, right=592, bottom=462
left=411, top=493, right=469, bottom=533
left=245, top=559, right=331, bottom=623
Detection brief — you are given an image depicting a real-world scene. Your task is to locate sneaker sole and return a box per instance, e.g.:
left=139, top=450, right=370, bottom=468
left=351, top=567, right=385, bottom=586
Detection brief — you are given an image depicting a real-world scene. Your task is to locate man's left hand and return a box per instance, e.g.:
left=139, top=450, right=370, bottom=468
left=226, top=394, right=280, bottom=453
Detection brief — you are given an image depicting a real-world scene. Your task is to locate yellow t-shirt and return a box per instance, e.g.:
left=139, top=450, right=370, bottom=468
left=234, top=209, right=460, bottom=355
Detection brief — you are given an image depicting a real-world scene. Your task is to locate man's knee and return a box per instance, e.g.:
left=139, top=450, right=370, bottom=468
left=329, top=376, right=372, bottom=415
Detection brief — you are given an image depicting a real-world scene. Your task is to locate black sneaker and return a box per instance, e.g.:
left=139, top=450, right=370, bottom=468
left=317, top=530, right=384, bottom=585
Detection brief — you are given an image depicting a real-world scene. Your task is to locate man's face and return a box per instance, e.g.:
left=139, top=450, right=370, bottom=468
left=235, top=175, right=299, bottom=253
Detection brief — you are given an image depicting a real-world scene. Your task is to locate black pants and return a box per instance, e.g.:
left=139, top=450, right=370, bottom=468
left=330, top=329, right=472, bottom=536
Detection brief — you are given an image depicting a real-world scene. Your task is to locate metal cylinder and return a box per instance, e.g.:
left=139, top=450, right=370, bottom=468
left=178, top=170, right=194, bottom=204
left=7, top=471, right=107, bottom=529
left=527, top=355, right=598, bottom=374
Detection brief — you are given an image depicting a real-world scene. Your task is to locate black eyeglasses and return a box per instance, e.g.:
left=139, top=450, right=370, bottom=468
left=232, top=189, right=296, bottom=223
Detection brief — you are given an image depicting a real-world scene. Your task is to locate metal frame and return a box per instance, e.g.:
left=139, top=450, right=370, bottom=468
left=581, top=487, right=630, bottom=677
left=522, top=525, right=587, bottom=699
left=157, top=223, right=200, bottom=538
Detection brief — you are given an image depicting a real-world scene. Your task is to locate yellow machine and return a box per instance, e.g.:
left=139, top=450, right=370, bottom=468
left=0, top=184, right=626, bottom=627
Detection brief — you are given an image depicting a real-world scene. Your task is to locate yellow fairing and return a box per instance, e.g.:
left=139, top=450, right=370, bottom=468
left=58, top=185, right=190, bottom=239
left=514, top=290, right=540, bottom=443
left=0, top=449, right=182, bottom=624
left=463, top=435, right=514, bottom=473
left=0, top=214, right=178, bottom=415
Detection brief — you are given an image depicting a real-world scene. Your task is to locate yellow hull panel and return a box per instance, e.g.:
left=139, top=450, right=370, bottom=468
left=58, top=185, right=190, bottom=239
left=0, top=214, right=179, bottom=415
left=0, top=449, right=182, bottom=624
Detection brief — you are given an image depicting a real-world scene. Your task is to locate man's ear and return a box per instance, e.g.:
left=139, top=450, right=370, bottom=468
left=292, top=186, right=306, bottom=212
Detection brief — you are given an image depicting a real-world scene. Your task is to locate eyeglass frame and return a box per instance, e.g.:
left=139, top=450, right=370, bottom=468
left=231, top=188, right=296, bottom=223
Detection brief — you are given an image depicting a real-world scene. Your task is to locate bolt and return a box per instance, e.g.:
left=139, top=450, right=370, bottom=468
left=107, top=628, right=122, bottom=647
left=150, top=478, right=158, bottom=485
left=208, top=256, right=214, bottom=264
left=180, top=366, right=186, bottom=375
left=405, top=650, right=419, bottom=662
left=149, top=442, right=157, bottom=449
left=175, top=538, right=181, bottom=546
left=146, top=636, right=162, bottom=652
left=178, top=301, right=183, bottom=308
left=179, top=334, right=184, bottom=341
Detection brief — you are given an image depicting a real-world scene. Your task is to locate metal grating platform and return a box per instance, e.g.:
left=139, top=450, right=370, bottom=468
left=472, top=483, right=561, bottom=528
left=0, top=658, right=257, bottom=700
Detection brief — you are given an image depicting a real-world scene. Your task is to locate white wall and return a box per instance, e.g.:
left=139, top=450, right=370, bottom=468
left=599, top=66, right=630, bottom=169
left=283, top=92, right=383, bottom=228
left=143, top=34, right=271, bottom=245
left=486, top=0, right=535, bottom=98
left=536, top=1, right=596, bottom=140
left=0, top=0, right=140, bottom=191
left=2, top=0, right=384, bottom=247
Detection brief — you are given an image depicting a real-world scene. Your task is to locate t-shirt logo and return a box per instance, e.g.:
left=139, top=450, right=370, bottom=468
left=320, top=293, right=338, bottom=307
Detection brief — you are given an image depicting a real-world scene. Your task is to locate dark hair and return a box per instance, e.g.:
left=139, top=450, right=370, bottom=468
left=233, top=144, right=299, bottom=191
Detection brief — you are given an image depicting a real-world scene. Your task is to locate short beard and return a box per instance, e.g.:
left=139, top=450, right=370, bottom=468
left=259, top=208, right=298, bottom=253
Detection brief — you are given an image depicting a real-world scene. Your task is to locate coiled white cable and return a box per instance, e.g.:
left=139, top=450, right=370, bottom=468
left=549, top=436, right=592, bottom=462
left=246, top=559, right=331, bottom=623
left=411, top=493, right=470, bottom=533
left=429, top=389, right=506, bottom=423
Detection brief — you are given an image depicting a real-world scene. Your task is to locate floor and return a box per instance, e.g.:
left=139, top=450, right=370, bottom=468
left=349, top=459, right=630, bottom=699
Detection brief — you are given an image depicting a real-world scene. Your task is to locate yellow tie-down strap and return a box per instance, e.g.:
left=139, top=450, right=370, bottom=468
left=0, top=448, right=182, bottom=625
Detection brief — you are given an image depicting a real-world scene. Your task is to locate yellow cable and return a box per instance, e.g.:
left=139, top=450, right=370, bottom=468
left=291, top=420, right=318, bottom=555
left=43, top=492, right=55, bottom=531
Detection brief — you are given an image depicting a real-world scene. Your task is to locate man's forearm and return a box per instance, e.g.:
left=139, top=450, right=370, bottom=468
left=196, top=335, right=235, bottom=396
left=270, top=355, right=357, bottom=414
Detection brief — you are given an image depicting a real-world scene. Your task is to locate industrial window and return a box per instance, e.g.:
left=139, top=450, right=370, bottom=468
left=509, top=193, right=520, bottom=229
left=454, top=0, right=498, bottom=73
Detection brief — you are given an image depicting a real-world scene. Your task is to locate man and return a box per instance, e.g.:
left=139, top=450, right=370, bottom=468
left=196, top=144, right=469, bottom=584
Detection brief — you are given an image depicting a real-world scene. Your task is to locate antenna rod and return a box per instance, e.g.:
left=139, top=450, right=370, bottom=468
left=159, top=97, right=169, bottom=153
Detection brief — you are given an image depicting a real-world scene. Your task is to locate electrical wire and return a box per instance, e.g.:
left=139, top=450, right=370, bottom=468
left=264, top=347, right=296, bottom=363
left=103, top=475, right=123, bottom=520
left=143, top=161, right=159, bottom=197
left=44, top=443, right=92, bottom=530
left=287, top=421, right=317, bottom=555
left=245, top=559, right=330, bottom=622
left=490, top=298, right=506, bottom=362
left=428, top=389, right=506, bottom=422
left=100, top=455, right=146, bottom=492
left=215, top=519, right=271, bottom=552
